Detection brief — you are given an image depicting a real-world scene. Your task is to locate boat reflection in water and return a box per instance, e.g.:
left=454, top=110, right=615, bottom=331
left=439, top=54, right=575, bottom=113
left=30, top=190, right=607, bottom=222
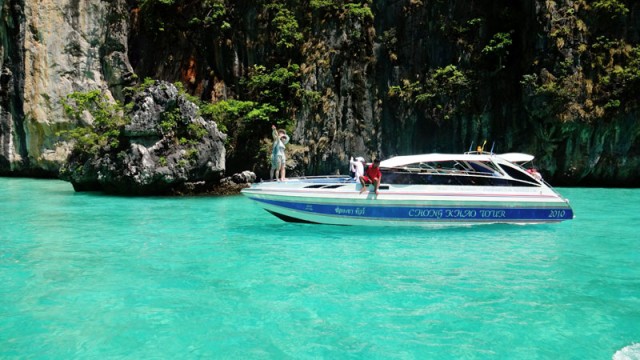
left=241, top=152, right=574, bottom=226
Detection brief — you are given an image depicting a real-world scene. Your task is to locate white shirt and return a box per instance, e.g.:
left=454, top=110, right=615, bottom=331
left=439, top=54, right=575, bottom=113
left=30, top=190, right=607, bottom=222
left=350, top=158, right=365, bottom=179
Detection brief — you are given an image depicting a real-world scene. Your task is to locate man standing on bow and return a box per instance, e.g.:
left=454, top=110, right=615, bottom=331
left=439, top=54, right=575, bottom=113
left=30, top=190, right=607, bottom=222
left=270, top=125, right=290, bottom=181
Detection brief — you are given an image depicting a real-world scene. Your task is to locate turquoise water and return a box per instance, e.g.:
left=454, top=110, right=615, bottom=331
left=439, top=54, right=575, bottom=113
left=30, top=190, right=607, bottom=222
left=1, top=178, right=639, bottom=359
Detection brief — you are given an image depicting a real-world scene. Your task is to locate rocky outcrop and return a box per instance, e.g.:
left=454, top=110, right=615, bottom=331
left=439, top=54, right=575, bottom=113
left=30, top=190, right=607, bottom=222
left=59, top=81, right=226, bottom=194
left=214, top=170, right=256, bottom=194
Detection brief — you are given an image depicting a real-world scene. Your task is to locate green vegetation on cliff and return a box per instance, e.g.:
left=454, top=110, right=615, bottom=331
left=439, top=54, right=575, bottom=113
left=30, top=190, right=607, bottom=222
left=60, top=80, right=211, bottom=164
left=121, top=0, right=640, bottom=184
left=388, top=65, right=472, bottom=123
left=60, top=90, right=129, bottom=157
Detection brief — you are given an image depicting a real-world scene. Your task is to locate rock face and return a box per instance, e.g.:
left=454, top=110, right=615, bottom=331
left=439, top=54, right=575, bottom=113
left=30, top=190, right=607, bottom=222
left=1, top=0, right=640, bottom=187
left=59, top=81, right=226, bottom=194
left=0, top=0, right=134, bottom=175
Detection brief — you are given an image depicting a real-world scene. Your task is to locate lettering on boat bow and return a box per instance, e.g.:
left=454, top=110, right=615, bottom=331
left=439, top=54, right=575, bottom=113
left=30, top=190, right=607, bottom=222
left=334, top=206, right=366, bottom=216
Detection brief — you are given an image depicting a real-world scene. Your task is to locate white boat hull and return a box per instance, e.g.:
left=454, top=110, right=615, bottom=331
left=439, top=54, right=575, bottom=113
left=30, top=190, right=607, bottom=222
left=242, top=180, right=574, bottom=226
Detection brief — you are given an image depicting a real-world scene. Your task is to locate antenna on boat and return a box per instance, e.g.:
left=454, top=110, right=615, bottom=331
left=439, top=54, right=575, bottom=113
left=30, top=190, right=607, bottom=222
left=490, top=142, right=495, bottom=154
left=468, top=141, right=474, bottom=153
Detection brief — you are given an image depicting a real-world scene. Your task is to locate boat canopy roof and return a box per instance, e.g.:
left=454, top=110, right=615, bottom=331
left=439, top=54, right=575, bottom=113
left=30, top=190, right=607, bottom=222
left=379, top=153, right=534, bottom=169
left=498, top=153, right=535, bottom=163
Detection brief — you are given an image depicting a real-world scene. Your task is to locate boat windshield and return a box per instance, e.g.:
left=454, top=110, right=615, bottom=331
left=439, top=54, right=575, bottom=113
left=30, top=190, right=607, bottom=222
left=381, top=159, right=540, bottom=187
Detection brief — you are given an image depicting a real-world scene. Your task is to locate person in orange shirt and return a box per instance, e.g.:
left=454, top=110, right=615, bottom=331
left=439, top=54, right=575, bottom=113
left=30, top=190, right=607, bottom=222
left=359, top=158, right=382, bottom=196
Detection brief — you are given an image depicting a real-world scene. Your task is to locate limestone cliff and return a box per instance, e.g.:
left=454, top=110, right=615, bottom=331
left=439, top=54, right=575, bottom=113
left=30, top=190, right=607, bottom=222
left=1, top=0, right=639, bottom=187
left=1, top=0, right=133, bottom=176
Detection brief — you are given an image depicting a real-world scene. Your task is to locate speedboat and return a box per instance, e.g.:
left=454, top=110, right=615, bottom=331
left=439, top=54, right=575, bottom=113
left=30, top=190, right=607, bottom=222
left=241, top=152, right=574, bottom=226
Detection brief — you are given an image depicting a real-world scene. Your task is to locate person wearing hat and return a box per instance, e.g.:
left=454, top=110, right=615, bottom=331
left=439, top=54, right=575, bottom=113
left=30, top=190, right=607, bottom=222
left=271, top=125, right=290, bottom=181
left=349, top=156, right=366, bottom=181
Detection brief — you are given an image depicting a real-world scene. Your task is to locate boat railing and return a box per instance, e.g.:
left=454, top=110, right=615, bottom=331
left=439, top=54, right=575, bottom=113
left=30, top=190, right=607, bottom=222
left=537, top=177, right=568, bottom=199
left=464, top=150, right=495, bottom=156
left=263, top=175, right=353, bottom=183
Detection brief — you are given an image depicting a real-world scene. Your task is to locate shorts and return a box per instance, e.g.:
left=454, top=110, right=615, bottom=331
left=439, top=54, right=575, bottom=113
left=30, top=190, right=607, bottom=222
left=272, top=154, right=285, bottom=169
left=361, top=175, right=377, bottom=184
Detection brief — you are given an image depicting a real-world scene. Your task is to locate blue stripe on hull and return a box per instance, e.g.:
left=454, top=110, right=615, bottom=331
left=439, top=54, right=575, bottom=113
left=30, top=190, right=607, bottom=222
left=250, top=197, right=573, bottom=223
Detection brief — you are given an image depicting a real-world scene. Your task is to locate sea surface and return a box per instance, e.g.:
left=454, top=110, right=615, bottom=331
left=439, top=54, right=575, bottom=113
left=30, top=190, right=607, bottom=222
left=1, top=177, right=639, bottom=359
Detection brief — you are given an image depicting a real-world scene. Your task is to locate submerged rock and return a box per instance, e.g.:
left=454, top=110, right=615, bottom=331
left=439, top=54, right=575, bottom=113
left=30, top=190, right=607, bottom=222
left=59, top=81, right=227, bottom=195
